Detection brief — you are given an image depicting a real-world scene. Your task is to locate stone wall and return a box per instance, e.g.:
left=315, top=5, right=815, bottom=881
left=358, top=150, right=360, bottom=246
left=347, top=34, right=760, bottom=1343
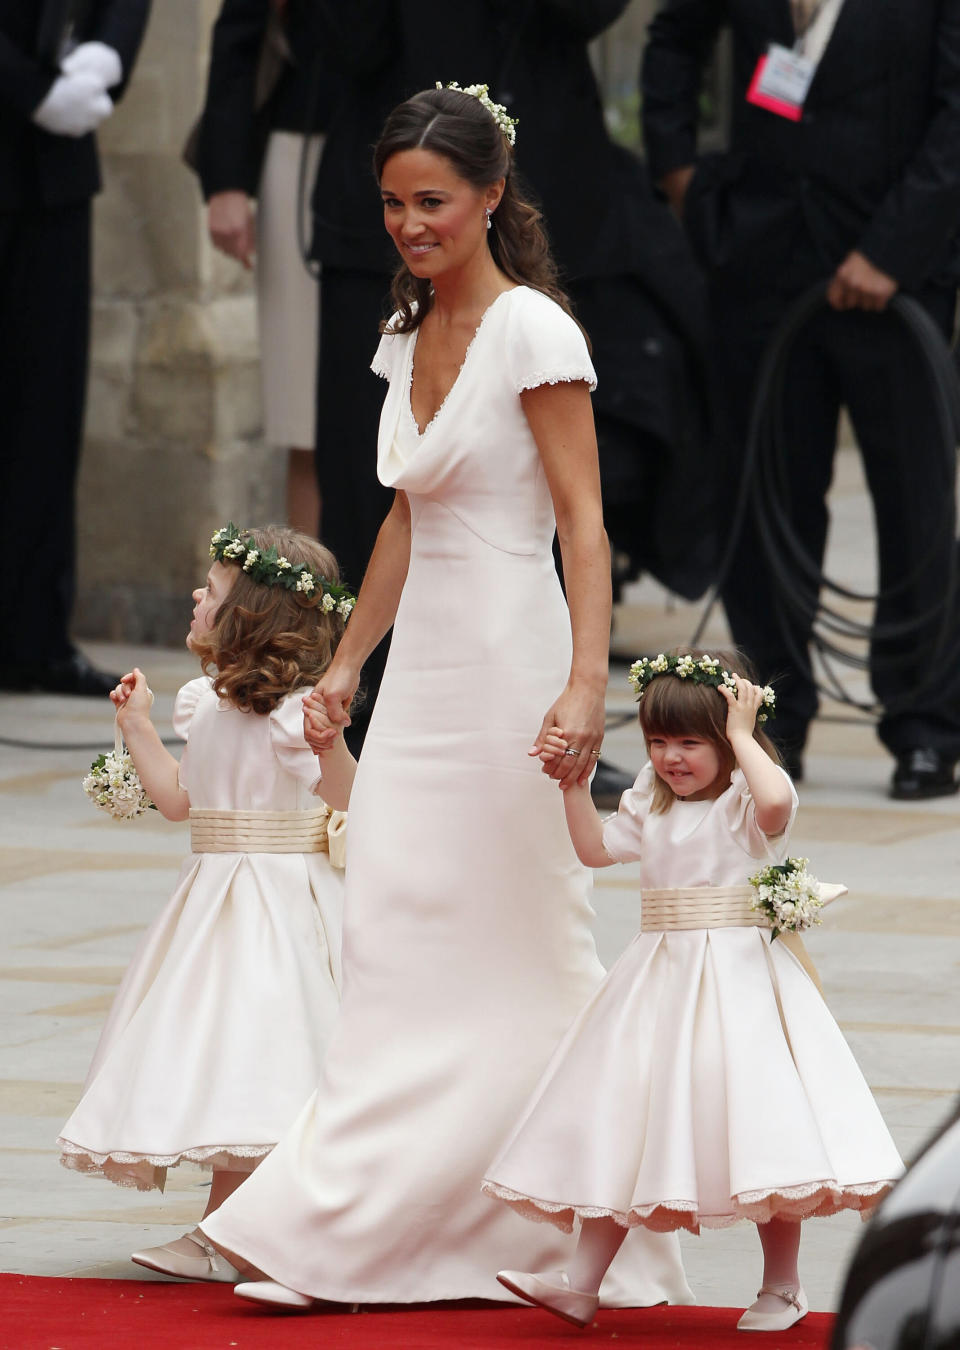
left=74, top=0, right=283, bottom=647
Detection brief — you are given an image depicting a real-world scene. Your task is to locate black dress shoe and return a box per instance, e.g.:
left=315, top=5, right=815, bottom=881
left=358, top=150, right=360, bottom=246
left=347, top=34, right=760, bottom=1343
left=0, top=651, right=121, bottom=698
left=890, top=748, right=959, bottom=801
left=590, top=757, right=637, bottom=810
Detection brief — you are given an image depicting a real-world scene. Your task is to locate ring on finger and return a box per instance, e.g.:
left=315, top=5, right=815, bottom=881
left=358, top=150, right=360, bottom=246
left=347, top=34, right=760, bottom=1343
left=562, top=748, right=580, bottom=758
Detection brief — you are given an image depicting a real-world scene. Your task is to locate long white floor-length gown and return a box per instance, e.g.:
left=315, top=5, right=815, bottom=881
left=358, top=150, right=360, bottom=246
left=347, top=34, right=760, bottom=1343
left=201, top=287, right=692, bottom=1304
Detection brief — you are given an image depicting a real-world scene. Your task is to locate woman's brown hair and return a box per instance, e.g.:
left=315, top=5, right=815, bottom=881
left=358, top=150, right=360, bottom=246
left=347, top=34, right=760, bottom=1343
left=638, top=648, right=781, bottom=814
left=372, top=85, right=583, bottom=338
left=191, top=526, right=346, bottom=715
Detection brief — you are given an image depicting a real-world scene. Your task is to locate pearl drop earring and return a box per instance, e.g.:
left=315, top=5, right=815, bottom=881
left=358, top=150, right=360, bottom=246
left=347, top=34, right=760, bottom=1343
left=485, top=208, right=493, bottom=231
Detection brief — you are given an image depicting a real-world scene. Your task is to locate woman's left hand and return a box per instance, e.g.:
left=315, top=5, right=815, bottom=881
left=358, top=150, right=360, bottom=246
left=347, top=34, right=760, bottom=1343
left=529, top=682, right=605, bottom=789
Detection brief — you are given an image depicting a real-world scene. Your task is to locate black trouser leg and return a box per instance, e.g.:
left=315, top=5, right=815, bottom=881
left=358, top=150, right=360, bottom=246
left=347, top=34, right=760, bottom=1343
left=834, top=292, right=960, bottom=758
left=0, top=202, right=90, bottom=668
left=315, top=267, right=395, bottom=755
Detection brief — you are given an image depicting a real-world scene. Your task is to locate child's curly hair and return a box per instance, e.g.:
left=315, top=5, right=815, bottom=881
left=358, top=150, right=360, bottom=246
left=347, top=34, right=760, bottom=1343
left=638, top=648, right=781, bottom=814
left=191, top=526, right=346, bottom=714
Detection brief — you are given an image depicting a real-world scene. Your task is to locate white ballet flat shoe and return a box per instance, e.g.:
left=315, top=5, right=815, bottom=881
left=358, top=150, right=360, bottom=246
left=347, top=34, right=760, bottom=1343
left=131, top=1228, right=240, bottom=1283
left=497, top=1268, right=599, bottom=1329
left=234, top=1279, right=315, bottom=1309
left=737, top=1284, right=809, bottom=1331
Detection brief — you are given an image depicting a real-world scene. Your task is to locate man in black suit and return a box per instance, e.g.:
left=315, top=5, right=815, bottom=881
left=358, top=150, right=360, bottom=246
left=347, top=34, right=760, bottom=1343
left=0, top=0, right=150, bottom=695
left=643, top=0, right=960, bottom=798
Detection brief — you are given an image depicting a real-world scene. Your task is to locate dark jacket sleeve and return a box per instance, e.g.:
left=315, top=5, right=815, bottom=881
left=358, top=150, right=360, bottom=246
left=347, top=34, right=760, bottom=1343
left=857, top=0, right=960, bottom=288
left=195, top=0, right=267, bottom=198
left=310, top=1, right=394, bottom=75
left=641, top=0, right=728, bottom=183
left=535, top=0, right=630, bottom=41
left=89, top=0, right=152, bottom=98
left=0, top=34, right=54, bottom=117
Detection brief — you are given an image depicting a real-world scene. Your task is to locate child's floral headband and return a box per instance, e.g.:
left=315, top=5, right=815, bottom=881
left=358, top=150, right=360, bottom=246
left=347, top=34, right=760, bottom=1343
left=628, top=652, right=776, bottom=722
left=437, top=81, right=518, bottom=146
left=210, top=523, right=355, bottom=620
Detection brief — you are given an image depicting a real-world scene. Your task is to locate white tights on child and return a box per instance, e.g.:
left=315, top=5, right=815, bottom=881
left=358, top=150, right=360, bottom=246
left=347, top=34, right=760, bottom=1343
left=752, top=1217, right=802, bottom=1310
left=566, top=1216, right=629, bottom=1295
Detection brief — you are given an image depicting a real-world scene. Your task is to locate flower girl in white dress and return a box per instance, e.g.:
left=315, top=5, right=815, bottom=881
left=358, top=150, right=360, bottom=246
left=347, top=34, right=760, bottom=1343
left=484, top=650, right=903, bottom=1332
left=58, top=524, right=354, bottom=1281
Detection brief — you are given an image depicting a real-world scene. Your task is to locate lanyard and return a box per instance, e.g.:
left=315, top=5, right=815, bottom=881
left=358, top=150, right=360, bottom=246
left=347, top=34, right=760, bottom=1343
left=789, top=0, right=828, bottom=48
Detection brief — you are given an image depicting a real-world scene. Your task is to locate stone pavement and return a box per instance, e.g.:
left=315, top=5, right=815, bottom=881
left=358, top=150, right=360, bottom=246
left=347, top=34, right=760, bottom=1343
left=1, top=449, right=958, bottom=1313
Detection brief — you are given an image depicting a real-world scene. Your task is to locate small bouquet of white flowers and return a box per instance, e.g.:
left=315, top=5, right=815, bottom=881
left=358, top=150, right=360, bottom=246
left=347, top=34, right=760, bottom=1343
left=749, top=857, right=824, bottom=942
left=83, top=728, right=155, bottom=820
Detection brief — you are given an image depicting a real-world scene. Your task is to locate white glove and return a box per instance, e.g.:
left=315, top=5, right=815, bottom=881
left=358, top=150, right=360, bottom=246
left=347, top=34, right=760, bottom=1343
left=60, top=41, right=123, bottom=90
left=32, top=70, right=113, bottom=137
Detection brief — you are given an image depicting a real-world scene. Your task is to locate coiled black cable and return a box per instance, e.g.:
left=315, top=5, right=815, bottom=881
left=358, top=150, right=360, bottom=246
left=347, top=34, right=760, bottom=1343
left=690, top=283, right=960, bottom=717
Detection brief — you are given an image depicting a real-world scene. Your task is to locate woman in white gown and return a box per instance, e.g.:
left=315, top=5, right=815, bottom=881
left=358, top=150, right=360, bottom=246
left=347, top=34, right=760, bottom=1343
left=200, top=83, right=691, bottom=1309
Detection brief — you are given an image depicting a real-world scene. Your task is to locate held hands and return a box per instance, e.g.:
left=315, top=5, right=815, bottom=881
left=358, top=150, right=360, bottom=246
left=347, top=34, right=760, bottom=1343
left=302, top=693, right=342, bottom=757
left=110, top=668, right=154, bottom=725
left=529, top=683, right=605, bottom=789
left=303, top=665, right=358, bottom=757
left=207, top=192, right=256, bottom=270
left=826, top=251, right=898, bottom=312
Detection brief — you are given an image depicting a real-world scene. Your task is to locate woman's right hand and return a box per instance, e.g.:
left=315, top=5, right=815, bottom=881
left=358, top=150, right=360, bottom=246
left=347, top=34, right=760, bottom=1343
left=303, top=663, right=360, bottom=752
left=207, top=190, right=256, bottom=269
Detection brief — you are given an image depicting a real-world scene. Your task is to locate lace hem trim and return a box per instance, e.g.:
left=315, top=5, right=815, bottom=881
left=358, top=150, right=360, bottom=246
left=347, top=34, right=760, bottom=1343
left=515, top=369, right=597, bottom=395
left=58, top=1138, right=273, bottom=1190
left=481, top=1176, right=896, bottom=1235
left=371, top=355, right=391, bottom=381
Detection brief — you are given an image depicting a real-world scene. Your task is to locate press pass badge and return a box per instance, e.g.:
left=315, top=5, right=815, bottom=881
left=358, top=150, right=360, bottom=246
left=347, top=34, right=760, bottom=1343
left=746, top=43, right=816, bottom=121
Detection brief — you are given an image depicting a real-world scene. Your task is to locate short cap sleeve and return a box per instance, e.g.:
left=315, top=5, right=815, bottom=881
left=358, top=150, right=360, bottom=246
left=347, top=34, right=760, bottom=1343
left=172, top=677, right=213, bottom=742
left=506, top=288, right=597, bottom=394
left=601, top=763, right=656, bottom=863
left=371, top=319, right=402, bottom=382
left=719, top=767, right=799, bottom=860
left=269, top=691, right=324, bottom=796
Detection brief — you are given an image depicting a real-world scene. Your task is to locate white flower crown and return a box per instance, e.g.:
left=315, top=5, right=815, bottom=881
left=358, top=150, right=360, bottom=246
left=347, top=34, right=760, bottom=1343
left=628, top=652, right=776, bottom=722
left=437, top=81, right=518, bottom=146
left=210, top=524, right=355, bottom=620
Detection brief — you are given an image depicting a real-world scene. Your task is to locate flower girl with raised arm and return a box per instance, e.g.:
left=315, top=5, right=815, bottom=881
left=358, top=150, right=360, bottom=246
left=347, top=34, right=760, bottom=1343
left=484, top=649, right=903, bottom=1332
left=58, top=524, right=354, bottom=1281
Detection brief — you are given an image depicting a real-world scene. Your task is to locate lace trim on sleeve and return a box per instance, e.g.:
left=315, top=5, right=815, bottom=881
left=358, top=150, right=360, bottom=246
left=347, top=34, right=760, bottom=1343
left=515, top=368, right=598, bottom=395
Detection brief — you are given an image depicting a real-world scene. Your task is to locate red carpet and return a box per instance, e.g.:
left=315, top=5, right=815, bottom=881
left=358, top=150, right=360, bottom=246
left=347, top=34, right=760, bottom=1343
left=2, top=1276, right=835, bottom=1350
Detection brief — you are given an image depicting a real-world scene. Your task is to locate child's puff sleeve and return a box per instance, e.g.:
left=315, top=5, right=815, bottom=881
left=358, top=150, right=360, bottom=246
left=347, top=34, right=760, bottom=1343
left=172, top=677, right=212, bottom=741
left=505, top=288, right=597, bottom=395
left=269, top=691, right=325, bottom=796
left=720, top=767, right=799, bottom=860
left=600, top=763, right=656, bottom=863
left=172, top=677, right=213, bottom=792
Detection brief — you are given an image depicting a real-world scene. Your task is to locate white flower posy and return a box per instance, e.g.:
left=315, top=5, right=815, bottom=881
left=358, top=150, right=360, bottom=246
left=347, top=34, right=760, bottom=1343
left=83, top=747, right=155, bottom=820
left=749, top=857, right=824, bottom=942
